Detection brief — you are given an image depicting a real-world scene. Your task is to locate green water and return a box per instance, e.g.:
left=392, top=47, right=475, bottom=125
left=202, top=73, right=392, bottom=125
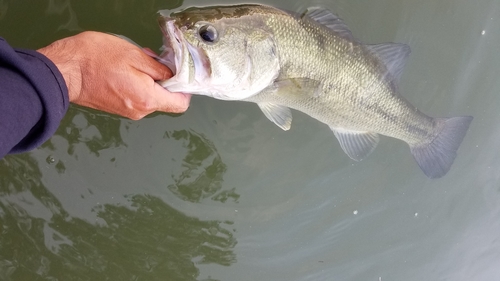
left=1, top=0, right=500, bottom=280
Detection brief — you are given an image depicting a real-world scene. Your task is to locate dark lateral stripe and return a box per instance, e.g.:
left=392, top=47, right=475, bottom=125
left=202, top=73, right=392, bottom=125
left=170, top=4, right=288, bottom=23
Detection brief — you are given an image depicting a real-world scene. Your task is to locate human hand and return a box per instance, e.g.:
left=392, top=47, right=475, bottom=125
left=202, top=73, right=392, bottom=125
left=37, top=31, right=191, bottom=120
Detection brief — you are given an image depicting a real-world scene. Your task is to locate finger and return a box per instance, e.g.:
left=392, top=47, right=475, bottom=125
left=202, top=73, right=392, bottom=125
left=134, top=50, right=174, bottom=81
left=152, top=82, right=191, bottom=113
left=104, top=32, right=174, bottom=81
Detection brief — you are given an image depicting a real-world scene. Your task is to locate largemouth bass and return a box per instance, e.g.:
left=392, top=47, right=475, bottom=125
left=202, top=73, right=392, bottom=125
left=157, top=4, right=472, bottom=178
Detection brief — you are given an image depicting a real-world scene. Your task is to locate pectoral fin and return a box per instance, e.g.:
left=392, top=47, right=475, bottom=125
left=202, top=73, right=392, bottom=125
left=258, top=102, right=293, bottom=131
left=250, top=78, right=321, bottom=131
left=330, top=127, right=380, bottom=161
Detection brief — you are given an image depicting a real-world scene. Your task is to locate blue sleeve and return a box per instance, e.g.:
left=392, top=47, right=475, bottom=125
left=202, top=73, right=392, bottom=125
left=0, top=37, right=69, bottom=158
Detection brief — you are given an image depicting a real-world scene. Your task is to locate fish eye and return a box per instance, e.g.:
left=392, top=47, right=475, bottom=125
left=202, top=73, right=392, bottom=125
left=198, top=24, right=218, bottom=43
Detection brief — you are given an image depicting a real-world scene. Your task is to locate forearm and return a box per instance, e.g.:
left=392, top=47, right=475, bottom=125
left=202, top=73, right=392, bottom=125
left=0, top=37, right=69, bottom=158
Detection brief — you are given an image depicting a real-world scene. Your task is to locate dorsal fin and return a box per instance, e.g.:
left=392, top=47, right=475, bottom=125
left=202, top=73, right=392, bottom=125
left=303, top=7, right=356, bottom=41
left=366, top=43, right=411, bottom=83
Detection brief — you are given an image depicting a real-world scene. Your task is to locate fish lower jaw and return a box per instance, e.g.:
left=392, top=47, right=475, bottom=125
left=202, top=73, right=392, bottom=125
left=159, top=78, right=196, bottom=93
left=159, top=76, right=213, bottom=96
left=159, top=77, right=264, bottom=101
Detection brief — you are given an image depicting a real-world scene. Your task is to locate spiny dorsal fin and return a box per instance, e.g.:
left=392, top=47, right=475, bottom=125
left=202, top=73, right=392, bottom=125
left=330, top=127, right=380, bottom=161
left=303, top=7, right=356, bottom=41
left=366, top=43, right=411, bottom=83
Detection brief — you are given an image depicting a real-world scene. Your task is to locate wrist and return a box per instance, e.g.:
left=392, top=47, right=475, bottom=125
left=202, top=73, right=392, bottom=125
left=37, top=38, right=83, bottom=103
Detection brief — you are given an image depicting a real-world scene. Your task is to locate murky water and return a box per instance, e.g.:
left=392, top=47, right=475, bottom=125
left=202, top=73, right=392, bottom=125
left=1, top=0, right=500, bottom=280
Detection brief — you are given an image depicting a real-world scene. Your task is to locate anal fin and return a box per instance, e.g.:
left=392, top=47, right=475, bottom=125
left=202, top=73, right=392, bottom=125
left=331, top=127, right=380, bottom=161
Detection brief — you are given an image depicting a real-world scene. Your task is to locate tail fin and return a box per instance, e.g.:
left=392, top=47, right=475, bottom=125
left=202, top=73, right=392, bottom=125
left=410, top=116, right=473, bottom=179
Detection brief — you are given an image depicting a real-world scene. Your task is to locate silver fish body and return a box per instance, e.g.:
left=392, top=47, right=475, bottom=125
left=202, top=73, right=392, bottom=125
left=158, top=4, right=472, bottom=178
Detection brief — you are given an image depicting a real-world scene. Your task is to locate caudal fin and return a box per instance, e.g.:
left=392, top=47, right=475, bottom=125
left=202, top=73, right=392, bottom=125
left=410, top=116, right=473, bottom=179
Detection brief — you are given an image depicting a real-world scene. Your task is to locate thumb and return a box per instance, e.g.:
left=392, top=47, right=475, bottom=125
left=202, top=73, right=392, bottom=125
left=152, top=82, right=191, bottom=113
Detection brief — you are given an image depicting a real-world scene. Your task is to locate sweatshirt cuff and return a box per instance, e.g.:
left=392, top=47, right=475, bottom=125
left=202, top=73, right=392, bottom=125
left=9, top=49, right=70, bottom=153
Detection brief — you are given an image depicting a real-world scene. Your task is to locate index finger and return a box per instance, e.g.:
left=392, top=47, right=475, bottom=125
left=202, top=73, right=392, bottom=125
left=138, top=53, right=174, bottom=81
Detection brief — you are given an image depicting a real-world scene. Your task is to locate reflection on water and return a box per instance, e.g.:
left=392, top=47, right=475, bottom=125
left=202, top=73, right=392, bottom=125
left=0, top=192, right=236, bottom=279
left=167, top=130, right=239, bottom=204
left=0, top=154, right=42, bottom=195
left=0, top=154, right=236, bottom=280
left=44, top=107, right=127, bottom=158
left=45, top=0, right=81, bottom=32
left=0, top=106, right=237, bottom=279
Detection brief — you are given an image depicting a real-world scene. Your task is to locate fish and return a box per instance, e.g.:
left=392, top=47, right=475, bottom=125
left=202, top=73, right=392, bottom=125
left=157, top=4, right=473, bottom=178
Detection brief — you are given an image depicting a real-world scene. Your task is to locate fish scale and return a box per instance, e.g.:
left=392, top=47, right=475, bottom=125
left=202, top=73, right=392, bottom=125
left=158, top=4, right=472, bottom=178
left=262, top=11, right=427, bottom=142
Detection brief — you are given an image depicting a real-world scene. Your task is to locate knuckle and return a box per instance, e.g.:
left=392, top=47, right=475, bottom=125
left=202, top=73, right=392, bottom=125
left=122, top=98, right=150, bottom=120
left=125, top=96, right=154, bottom=112
left=137, top=97, right=155, bottom=112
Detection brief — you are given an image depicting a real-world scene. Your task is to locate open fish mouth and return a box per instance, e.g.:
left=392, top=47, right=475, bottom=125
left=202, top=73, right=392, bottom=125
left=157, top=15, right=212, bottom=92
left=158, top=17, right=183, bottom=75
